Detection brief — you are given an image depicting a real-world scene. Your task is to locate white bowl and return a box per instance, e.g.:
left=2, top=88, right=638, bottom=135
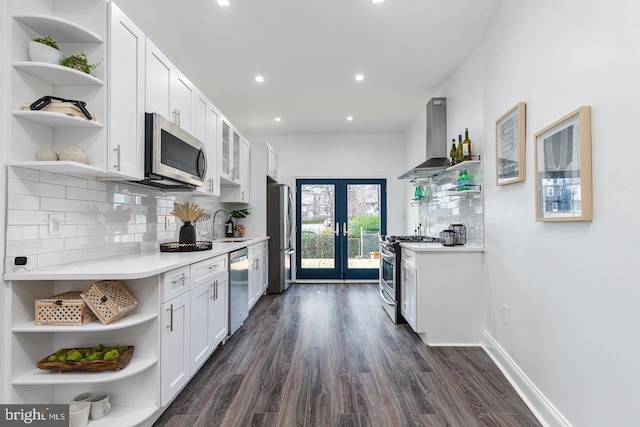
left=28, top=41, right=65, bottom=64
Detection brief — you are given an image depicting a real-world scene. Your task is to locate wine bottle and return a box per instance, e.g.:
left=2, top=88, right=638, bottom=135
left=456, top=134, right=463, bottom=163
left=449, top=140, right=457, bottom=166
left=462, top=128, right=472, bottom=161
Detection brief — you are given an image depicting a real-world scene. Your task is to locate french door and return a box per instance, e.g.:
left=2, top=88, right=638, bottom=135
left=296, top=178, right=386, bottom=280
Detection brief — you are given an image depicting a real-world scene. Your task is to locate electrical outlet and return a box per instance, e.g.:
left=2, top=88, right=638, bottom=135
left=502, top=304, right=509, bottom=324
left=48, top=213, right=64, bottom=236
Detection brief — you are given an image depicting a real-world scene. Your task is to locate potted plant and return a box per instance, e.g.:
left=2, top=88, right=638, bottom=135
left=230, top=208, right=250, bottom=237
left=60, top=52, right=100, bottom=75
left=29, top=36, right=65, bottom=64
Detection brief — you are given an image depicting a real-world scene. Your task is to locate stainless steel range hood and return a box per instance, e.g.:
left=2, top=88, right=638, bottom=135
left=398, top=97, right=450, bottom=179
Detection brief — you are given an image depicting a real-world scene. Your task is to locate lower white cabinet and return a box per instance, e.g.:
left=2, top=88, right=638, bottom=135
left=248, top=241, right=268, bottom=310
left=402, top=248, right=483, bottom=345
left=161, top=290, right=191, bottom=407
left=189, top=256, right=228, bottom=375
left=161, top=256, right=229, bottom=407
left=400, top=263, right=417, bottom=331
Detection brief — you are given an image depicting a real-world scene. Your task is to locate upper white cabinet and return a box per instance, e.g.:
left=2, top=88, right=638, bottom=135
left=219, top=118, right=233, bottom=182
left=107, top=2, right=145, bottom=180
left=220, top=136, right=250, bottom=203
left=194, top=91, right=221, bottom=197
left=145, top=38, right=195, bottom=134
left=8, top=0, right=109, bottom=177
left=267, top=142, right=279, bottom=181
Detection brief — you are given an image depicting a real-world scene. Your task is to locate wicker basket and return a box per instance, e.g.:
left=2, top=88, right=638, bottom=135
left=36, top=346, right=134, bottom=372
left=81, top=281, right=138, bottom=325
left=35, top=292, right=98, bottom=326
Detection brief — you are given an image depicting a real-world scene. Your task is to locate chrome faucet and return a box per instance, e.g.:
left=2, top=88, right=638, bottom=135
left=212, top=209, right=231, bottom=239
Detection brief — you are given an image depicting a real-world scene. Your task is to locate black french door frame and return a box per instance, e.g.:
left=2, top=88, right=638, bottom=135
left=296, top=178, right=387, bottom=281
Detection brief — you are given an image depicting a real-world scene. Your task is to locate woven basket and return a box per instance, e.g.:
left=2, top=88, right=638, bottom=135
left=35, top=292, right=98, bottom=326
left=81, top=280, right=138, bottom=325
left=36, top=346, right=134, bottom=372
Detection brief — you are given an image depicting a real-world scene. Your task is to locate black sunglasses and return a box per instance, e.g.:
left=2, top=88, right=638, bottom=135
left=30, top=96, right=92, bottom=120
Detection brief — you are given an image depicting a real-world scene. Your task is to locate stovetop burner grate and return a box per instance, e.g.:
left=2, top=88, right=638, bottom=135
left=381, top=235, right=441, bottom=244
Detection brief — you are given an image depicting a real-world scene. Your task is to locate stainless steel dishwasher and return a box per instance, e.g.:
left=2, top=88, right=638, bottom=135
left=229, top=247, right=249, bottom=335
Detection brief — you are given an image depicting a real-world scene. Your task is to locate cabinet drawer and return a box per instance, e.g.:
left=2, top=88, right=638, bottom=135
left=248, top=242, right=265, bottom=258
left=402, top=249, right=416, bottom=268
left=191, top=255, right=228, bottom=289
left=162, top=266, right=190, bottom=302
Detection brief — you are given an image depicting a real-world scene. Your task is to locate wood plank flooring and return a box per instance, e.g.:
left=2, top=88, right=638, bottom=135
left=153, top=284, right=541, bottom=427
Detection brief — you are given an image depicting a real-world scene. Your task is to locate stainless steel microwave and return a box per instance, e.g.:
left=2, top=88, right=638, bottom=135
left=142, top=112, right=206, bottom=189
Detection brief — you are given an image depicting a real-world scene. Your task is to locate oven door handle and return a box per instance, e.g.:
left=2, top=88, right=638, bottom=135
left=379, top=286, right=396, bottom=306
left=380, top=246, right=395, bottom=258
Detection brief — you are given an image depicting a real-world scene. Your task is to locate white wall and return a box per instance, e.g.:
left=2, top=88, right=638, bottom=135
left=407, top=1, right=640, bottom=425
left=0, top=0, right=8, bottom=403
left=247, top=133, right=406, bottom=236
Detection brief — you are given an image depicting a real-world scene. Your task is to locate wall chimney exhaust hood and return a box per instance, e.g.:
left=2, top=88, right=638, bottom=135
left=398, top=97, right=450, bottom=179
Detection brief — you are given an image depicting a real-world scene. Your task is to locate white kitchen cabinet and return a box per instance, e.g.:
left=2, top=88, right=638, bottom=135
left=195, top=95, right=221, bottom=197
left=220, top=137, right=251, bottom=203
left=267, top=142, right=279, bottom=181
left=107, top=2, right=145, bottom=180
left=189, top=255, right=228, bottom=374
left=160, top=266, right=191, bottom=406
left=248, top=241, right=268, bottom=310
left=402, top=247, right=483, bottom=345
left=145, top=38, right=196, bottom=134
left=8, top=277, right=160, bottom=425
left=7, top=0, right=109, bottom=177
left=401, top=261, right=417, bottom=331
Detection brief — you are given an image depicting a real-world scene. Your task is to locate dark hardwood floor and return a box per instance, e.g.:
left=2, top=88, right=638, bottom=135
left=153, top=283, right=541, bottom=427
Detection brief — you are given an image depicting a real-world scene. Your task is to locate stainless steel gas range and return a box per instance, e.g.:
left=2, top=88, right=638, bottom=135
left=379, top=235, right=439, bottom=323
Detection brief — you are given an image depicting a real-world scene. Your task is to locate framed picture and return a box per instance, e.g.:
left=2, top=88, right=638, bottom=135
left=534, top=106, right=592, bottom=222
left=496, top=102, right=526, bottom=185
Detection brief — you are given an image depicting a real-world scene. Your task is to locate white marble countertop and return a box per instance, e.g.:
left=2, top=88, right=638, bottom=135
left=400, top=242, right=484, bottom=252
left=3, top=237, right=269, bottom=281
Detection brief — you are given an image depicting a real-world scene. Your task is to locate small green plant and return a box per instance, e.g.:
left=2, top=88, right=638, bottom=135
left=33, top=36, right=60, bottom=50
left=60, top=52, right=100, bottom=74
left=230, top=208, right=251, bottom=219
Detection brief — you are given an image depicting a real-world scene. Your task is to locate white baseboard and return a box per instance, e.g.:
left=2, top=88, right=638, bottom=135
left=481, top=330, right=572, bottom=427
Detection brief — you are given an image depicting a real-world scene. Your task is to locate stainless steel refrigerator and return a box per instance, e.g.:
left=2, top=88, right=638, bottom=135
left=267, top=183, right=294, bottom=293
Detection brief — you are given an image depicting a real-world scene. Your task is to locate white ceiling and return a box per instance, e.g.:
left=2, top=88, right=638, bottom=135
left=115, top=0, right=501, bottom=136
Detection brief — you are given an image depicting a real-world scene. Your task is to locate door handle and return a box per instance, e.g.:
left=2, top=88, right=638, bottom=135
left=167, top=304, right=173, bottom=332
left=113, top=144, right=121, bottom=171
left=210, top=282, right=215, bottom=300
left=334, top=223, right=339, bottom=236
left=343, top=222, right=348, bottom=236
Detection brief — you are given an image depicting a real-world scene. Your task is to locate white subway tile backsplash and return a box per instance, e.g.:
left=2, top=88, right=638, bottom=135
left=8, top=167, right=39, bottom=181
left=7, top=194, right=40, bottom=210
left=7, top=209, right=49, bottom=225
left=8, top=178, right=66, bottom=198
left=40, top=171, right=88, bottom=189
left=41, top=197, right=88, bottom=213
left=66, top=187, right=108, bottom=202
left=6, top=226, right=39, bottom=241
left=6, top=238, right=64, bottom=257
left=5, top=167, right=228, bottom=272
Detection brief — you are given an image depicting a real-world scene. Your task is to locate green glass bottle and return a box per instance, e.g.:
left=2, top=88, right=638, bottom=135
left=462, top=128, right=472, bottom=161
left=456, top=134, right=463, bottom=163
left=459, top=170, right=469, bottom=191
left=449, top=140, right=457, bottom=166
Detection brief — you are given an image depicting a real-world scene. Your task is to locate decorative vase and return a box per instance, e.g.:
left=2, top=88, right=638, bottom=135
left=35, top=145, right=59, bottom=161
left=179, top=221, right=196, bottom=244
left=59, top=144, right=88, bottom=164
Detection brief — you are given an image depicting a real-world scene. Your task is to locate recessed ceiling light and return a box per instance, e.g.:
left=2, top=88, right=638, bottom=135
left=347, top=116, right=354, bottom=121
left=218, top=0, right=230, bottom=6
left=355, top=73, right=364, bottom=81
left=372, top=0, right=384, bottom=3
left=254, top=75, right=264, bottom=83
left=274, top=117, right=281, bottom=122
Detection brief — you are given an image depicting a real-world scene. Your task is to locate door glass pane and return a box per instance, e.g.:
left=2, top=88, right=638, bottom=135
left=222, top=122, right=230, bottom=174
left=346, top=184, right=381, bottom=269
left=300, top=184, right=335, bottom=269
